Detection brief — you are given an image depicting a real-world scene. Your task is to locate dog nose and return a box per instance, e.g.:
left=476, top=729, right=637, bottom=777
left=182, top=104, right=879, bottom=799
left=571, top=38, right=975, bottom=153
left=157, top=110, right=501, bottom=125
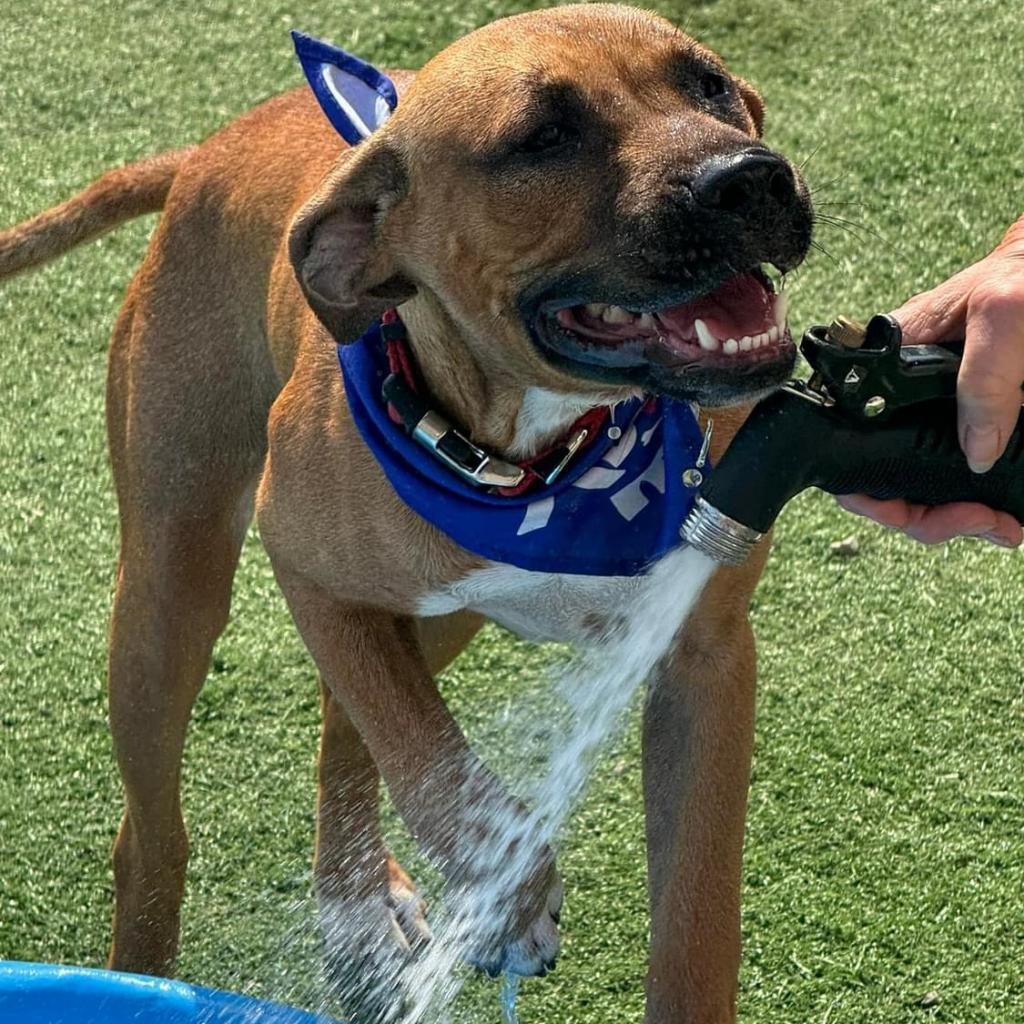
left=690, top=150, right=796, bottom=216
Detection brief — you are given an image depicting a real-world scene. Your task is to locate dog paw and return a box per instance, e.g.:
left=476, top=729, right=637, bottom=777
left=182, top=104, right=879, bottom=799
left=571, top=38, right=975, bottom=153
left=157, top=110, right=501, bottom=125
left=385, top=857, right=432, bottom=950
left=466, top=871, right=564, bottom=978
left=320, top=867, right=431, bottom=1024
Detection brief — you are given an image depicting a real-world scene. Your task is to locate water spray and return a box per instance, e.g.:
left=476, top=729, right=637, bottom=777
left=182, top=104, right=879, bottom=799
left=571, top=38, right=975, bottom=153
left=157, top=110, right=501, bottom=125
left=682, top=314, right=1024, bottom=564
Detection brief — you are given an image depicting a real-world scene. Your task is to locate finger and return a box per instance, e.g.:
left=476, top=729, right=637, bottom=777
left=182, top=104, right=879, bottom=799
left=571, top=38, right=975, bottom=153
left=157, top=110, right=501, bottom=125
left=978, top=511, right=1024, bottom=548
left=835, top=493, right=915, bottom=529
left=900, top=503, right=1021, bottom=546
left=891, top=218, right=1024, bottom=346
left=836, top=494, right=1022, bottom=546
left=889, top=269, right=975, bottom=346
left=957, top=279, right=1024, bottom=472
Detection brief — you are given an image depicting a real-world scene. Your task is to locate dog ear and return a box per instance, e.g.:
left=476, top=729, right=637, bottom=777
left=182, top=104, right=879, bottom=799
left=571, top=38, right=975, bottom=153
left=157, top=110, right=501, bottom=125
left=288, top=142, right=415, bottom=340
left=736, top=79, right=765, bottom=138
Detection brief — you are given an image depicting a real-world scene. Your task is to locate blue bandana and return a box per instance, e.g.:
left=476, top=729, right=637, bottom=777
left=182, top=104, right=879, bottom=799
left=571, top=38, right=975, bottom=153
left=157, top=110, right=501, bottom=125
left=292, top=31, right=398, bottom=144
left=338, top=322, right=708, bottom=576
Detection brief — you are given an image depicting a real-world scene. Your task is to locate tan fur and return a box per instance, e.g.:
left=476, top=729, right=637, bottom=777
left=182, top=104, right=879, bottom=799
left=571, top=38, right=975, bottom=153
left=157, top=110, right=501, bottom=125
left=1, top=7, right=804, bottom=1022
left=0, top=147, right=195, bottom=279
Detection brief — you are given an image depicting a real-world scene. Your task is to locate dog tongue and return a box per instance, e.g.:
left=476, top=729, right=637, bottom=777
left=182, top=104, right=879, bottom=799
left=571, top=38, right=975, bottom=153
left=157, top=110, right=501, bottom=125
left=658, top=272, right=773, bottom=339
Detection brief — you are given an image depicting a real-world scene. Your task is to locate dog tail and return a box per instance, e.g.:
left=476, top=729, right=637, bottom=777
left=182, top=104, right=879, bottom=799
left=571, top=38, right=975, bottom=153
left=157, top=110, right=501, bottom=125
left=0, top=147, right=196, bottom=280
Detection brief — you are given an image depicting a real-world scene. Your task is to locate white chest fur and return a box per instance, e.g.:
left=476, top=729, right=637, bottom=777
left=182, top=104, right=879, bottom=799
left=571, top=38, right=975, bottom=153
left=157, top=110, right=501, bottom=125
left=418, top=561, right=660, bottom=645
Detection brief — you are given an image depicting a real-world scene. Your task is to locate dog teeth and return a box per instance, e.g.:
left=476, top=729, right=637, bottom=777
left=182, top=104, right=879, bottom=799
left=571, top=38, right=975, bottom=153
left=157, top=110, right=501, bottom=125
left=602, top=304, right=633, bottom=324
left=585, top=303, right=608, bottom=318
left=723, top=338, right=739, bottom=355
left=739, top=335, right=752, bottom=352
left=637, top=312, right=657, bottom=329
left=772, top=291, right=788, bottom=332
left=768, top=325, right=780, bottom=343
left=694, top=318, right=718, bottom=351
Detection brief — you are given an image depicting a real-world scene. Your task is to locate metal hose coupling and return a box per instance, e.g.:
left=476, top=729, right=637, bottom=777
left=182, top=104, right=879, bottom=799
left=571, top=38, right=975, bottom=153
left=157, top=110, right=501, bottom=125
left=680, top=497, right=764, bottom=566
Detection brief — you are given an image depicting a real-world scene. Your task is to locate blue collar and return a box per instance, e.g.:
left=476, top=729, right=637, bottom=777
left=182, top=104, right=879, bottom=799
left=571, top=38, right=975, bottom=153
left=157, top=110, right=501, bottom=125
left=337, top=320, right=708, bottom=576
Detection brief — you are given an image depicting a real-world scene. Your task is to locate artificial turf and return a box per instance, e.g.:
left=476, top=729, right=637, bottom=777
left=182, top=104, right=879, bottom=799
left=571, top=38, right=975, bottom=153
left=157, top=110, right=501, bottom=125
left=1, top=1, right=1022, bottom=1021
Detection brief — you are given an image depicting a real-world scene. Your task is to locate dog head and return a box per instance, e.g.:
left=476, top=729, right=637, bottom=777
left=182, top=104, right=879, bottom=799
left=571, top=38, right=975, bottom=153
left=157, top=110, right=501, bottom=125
left=290, top=4, right=813, bottom=410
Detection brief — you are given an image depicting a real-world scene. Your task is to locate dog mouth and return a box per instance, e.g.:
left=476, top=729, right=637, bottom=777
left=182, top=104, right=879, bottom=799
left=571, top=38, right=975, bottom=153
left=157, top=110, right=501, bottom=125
left=533, top=268, right=792, bottom=379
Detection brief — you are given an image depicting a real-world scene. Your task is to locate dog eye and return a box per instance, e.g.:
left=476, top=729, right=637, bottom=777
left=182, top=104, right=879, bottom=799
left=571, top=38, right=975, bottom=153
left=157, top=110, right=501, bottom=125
left=699, top=71, right=730, bottom=100
left=517, top=122, right=577, bottom=154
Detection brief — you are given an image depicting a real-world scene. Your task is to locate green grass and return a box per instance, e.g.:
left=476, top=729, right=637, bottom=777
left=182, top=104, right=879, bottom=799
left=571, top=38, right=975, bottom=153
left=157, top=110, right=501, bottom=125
left=1, top=0, right=1023, bottom=1021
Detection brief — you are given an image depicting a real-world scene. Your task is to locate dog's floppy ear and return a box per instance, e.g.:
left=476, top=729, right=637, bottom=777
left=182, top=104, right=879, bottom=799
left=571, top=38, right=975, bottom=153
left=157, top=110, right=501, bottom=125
left=736, top=78, right=765, bottom=138
left=289, top=142, right=414, bottom=340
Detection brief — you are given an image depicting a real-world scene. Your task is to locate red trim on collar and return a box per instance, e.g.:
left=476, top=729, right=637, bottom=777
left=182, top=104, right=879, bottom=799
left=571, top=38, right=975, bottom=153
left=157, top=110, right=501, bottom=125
left=380, top=308, right=608, bottom=495
left=495, top=404, right=609, bottom=496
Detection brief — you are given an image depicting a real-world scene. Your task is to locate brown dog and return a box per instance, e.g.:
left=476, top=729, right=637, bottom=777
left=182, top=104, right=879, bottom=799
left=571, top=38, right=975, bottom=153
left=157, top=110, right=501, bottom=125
left=0, top=5, right=812, bottom=1022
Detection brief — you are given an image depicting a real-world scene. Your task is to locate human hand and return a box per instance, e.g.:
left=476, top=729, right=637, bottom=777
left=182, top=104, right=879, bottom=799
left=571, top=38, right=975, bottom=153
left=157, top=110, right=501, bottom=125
left=837, top=215, right=1024, bottom=547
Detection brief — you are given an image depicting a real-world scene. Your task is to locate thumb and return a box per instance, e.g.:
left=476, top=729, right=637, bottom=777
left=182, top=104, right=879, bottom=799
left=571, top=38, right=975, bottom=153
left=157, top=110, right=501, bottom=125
left=956, top=281, right=1024, bottom=473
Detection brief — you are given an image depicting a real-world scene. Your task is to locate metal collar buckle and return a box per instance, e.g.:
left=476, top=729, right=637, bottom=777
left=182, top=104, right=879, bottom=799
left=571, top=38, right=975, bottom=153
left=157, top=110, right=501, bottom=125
left=531, top=426, right=591, bottom=486
left=413, top=410, right=527, bottom=489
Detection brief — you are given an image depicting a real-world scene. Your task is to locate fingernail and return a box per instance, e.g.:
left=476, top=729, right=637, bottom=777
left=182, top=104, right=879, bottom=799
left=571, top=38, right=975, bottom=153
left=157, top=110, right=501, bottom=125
left=963, top=425, right=999, bottom=473
left=980, top=531, right=1019, bottom=549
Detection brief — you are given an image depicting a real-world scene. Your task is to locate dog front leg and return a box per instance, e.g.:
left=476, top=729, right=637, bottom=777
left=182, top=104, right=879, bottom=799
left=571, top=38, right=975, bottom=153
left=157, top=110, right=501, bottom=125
left=642, top=574, right=759, bottom=1024
left=277, top=573, right=562, bottom=987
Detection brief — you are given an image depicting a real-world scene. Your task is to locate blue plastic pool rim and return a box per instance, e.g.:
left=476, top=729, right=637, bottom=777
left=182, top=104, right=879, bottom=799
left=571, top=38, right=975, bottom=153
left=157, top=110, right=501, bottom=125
left=0, top=959, right=338, bottom=1023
